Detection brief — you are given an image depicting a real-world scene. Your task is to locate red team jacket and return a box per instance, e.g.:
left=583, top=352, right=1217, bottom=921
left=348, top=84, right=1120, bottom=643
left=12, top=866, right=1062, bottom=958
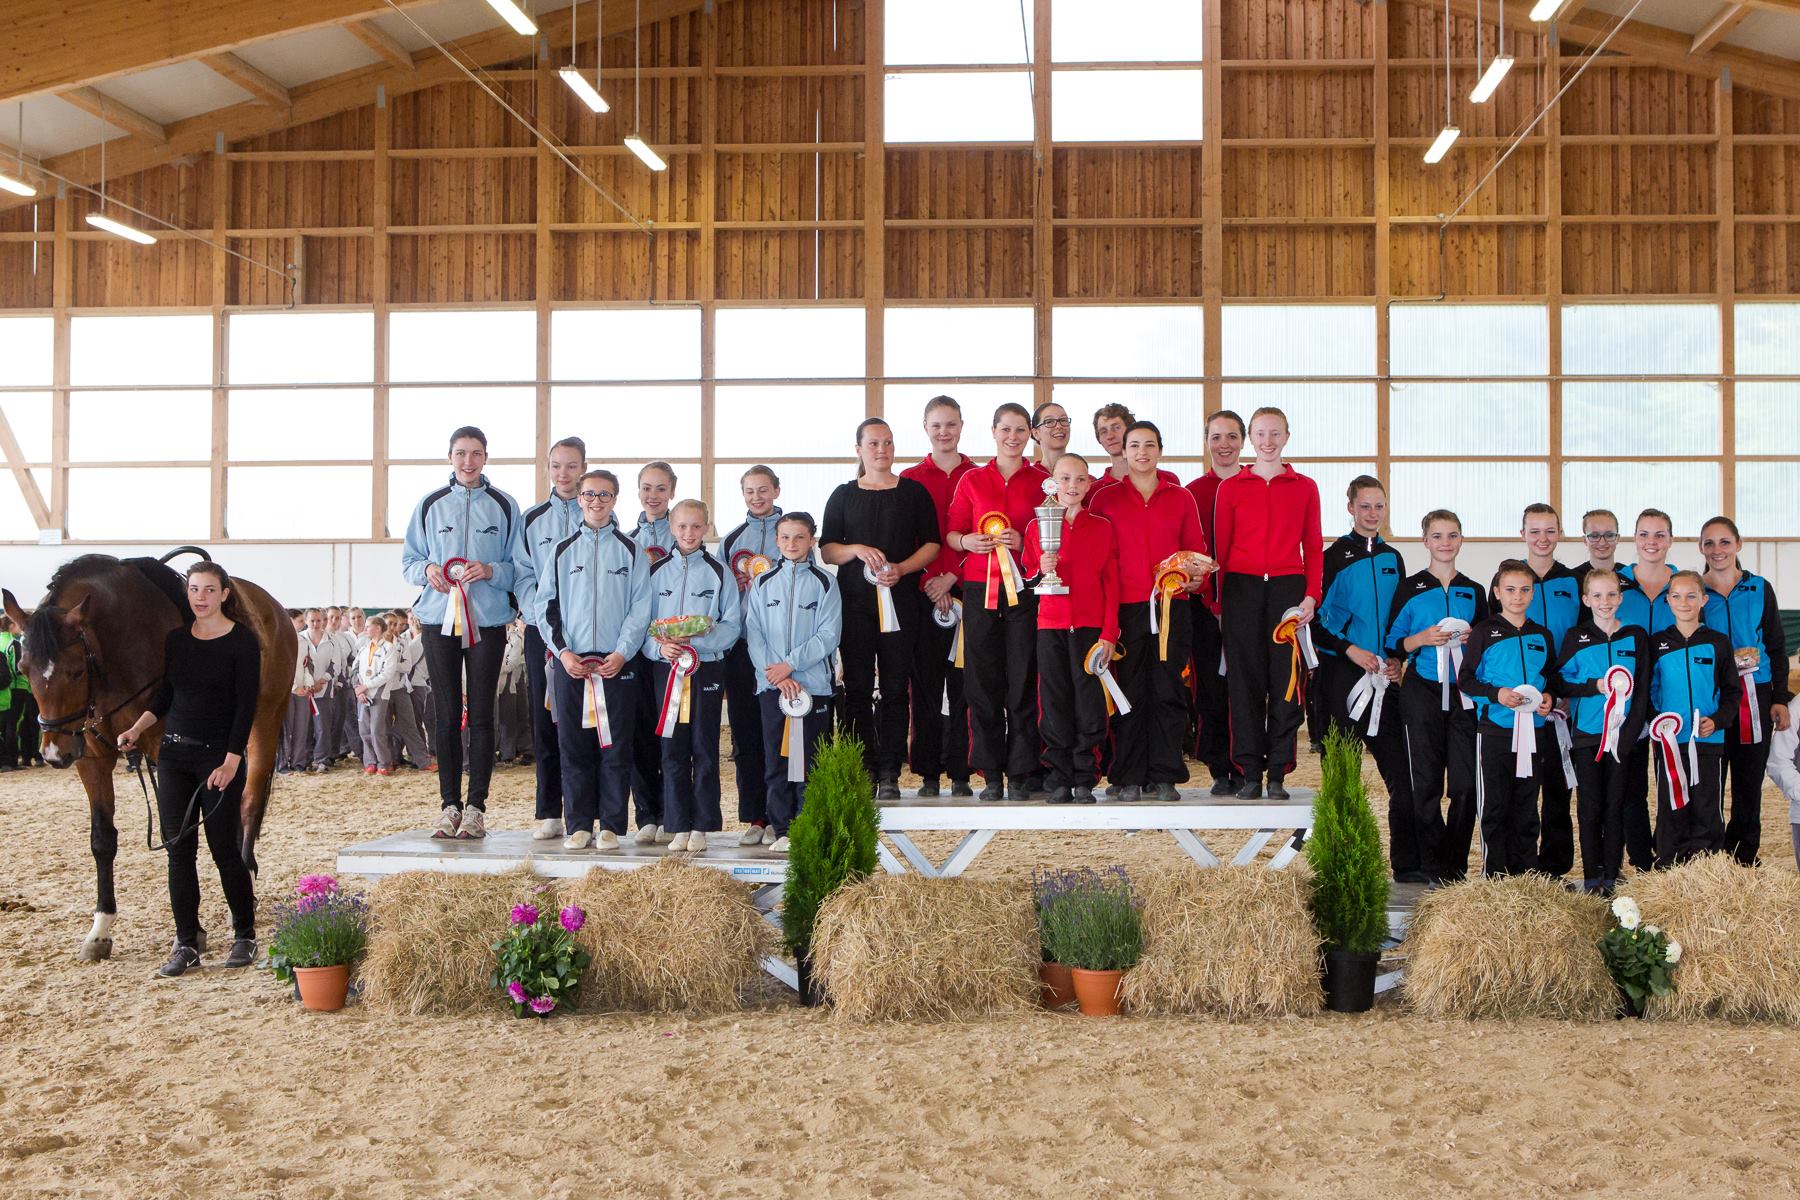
left=902, top=453, right=975, bottom=593
left=946, top=459, right=1053, bottom=587
left=1087, top=475, right=1208, bottom=607
left=1085, top=466, right=1179, bottom=509
left=1186, top=466, right=1246, bottom=613
left=1211, top=463, right=1324, bottom=601
left=1023, top=507, right=1123, bottom=642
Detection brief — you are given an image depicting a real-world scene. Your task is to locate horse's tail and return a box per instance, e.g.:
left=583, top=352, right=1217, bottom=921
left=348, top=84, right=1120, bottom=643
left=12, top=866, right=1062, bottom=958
left=158, top=546, right=212, bottom=566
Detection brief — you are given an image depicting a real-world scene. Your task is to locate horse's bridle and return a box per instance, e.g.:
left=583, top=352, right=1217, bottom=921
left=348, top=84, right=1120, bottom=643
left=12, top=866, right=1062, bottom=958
left=35, top=626, right=162, bottom=749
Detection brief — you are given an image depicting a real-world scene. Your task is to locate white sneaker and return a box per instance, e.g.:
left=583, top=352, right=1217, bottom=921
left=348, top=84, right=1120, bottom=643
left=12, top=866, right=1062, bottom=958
left=687, top=832, right=706, bottom=855
left=430, top=807, right=461, bottom=839
left=456, top=809, right=487, bottom=840
left=760, top=826, right=778, bottom=846
left=563, top=830, right=593, bottom=850
left=738, top=826, right=764, bottom=847
left=666, top=831, right=690, bottom=852
left=596, top=830, right=621, bottom=850
left=634, top=824, right=659, bottom=846
left=654, top=827, right=674, bottom=845
left=768, top=836, right=789, bottom=853
left=533, top=818, right=563, bottom=841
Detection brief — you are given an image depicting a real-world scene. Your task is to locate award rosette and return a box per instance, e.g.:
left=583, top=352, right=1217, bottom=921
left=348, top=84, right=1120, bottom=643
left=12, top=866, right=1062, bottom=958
left=938, top=598, right=965, bottom=667
left=730, top=549, right=756, bottom=589
left=1598, top=665, right=1633, bottom=762
left=1084, top=641, right=1132, bottom=717
left=643, top=544, right=669, bottom=566
left=1735, top=646, right=1763, bottom=744
left=1509, top=684, right=1543, bottom=779
left=1434, top=617, right=1473, bottom=712
left=440, top=557, right=480, bottom=648
left=1648, top=710, right=1699, bottom=810
left=978, top=511, right=1021, bottom=610
left=1346, top=663, right=1390, bottom=736
left=865, top=564, right=901, bottom=633
left=656, top=644, right=699, bottom=738
left=1272, top=606, right=1319, bottom=702
left=778, top=691, right=813, bottom=782
left=579, top=655, right=615, bottom=749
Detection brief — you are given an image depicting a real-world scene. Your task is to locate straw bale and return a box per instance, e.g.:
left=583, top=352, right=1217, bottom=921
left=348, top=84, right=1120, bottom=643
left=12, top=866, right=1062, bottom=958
left=360, top=869, right=548, bottom=1016
left=1627, top=855, right=1800, bottom=1024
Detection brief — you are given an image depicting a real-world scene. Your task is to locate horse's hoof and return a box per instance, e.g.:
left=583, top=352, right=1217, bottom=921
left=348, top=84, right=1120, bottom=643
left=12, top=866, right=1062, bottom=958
left=79, top=937, right=113, bottom=962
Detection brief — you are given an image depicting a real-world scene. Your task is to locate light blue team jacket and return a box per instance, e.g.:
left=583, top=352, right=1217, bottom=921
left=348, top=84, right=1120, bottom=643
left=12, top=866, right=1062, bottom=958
left=744, top=557, right=842, bottom=699
left=400, top=473, right=523, bottom=630
left=541, top=521, right=653, bottom=662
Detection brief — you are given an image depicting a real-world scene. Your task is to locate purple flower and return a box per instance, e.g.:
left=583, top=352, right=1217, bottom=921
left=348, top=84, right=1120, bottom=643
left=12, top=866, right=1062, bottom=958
left=529, top=995, right=556, bottom=1015
left=560, top=906, right=586, bottom=933
left=510, top=903, right=539, bottom=927
left=507, top=981, right=527, bottom=1005
left=297, top=874, right=339, bottom=898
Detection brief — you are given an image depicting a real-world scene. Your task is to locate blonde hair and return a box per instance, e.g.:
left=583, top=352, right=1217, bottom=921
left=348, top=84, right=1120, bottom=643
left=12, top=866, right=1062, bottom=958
left=671, top=497, right=711, bottom=525
left=1248, top=406, right=1289, bottom=433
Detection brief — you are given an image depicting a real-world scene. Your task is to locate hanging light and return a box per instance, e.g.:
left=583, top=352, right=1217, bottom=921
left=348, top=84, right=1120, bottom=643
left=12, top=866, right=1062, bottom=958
left=1470, top=0, right=1512, bottom=103
left=559, top=0, right=609, bottom=112
left=1427, top=0, right=1457, bottom=164
left=623, top=135, right=666, bottom=170
left=1529, top=0, right=1567, bottom=20
left=483, top=0, right=539, bottom=36
left=1424, top=127, right=1461, bottom=163
left=624, top=0, right=666, bottom=171
left=86, top=212, right=157, bottom=244
left=2, top=109, right=35, bottom=197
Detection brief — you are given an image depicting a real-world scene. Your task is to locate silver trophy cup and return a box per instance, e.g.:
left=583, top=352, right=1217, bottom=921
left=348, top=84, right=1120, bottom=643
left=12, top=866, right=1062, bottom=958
left=1033, top=495, right=1070, bottom=596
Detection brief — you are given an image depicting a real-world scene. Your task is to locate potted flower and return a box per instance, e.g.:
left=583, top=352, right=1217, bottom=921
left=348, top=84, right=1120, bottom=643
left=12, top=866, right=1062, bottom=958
left=267, top=873, right=369, bottom=1012
left=782, top=731, right=879, bottom=1006
left=1306, top=729, right=1390, bottom=1013
left=1600, top=894, right=1680, bottom=1018
left=491, top=891, right=592, bottom=1018
left=1037, top=866, right=1142, bottom=1016
left=1031, top=868, right=1083, bottom=1009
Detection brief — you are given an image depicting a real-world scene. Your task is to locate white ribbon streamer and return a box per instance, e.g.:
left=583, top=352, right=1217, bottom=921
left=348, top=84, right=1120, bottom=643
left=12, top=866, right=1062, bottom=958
left=1435, top=617, right=1472, bottom=712
left=1739, top=660, right=1763, bottom=745
left=1346, top=666, right=1390, bottom=737
left=581, top=662, right=613, bottom=749
left=1599, top=666, right=1633, bottom=762
left=1549, top=708, right=1578, bottom=788
left=866, top=566, right=900, bottom=633
left=780, top=692, right=813, bottom=783
left=1084, top=642, right=1132, bottom=717
left=1511, top=684, right=1543, bottom=779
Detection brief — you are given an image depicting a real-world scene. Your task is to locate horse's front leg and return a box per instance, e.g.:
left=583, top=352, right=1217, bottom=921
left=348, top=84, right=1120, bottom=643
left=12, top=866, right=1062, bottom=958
left=75, top=754, right=118, bottom=961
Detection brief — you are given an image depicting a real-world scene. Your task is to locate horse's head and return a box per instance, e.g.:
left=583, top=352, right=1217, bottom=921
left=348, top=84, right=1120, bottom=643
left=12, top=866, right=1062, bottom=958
left=3, top=588, right=98, bottom=768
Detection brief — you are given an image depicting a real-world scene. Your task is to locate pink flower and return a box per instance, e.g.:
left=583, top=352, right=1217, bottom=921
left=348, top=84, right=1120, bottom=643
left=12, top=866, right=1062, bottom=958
left=529, top=995, right=556, bottom=1015
left=510, top=903, right=539, bottom=927
left=297, top=874, right=338, bottom=898
left=560, top=906, right=586, bottom=933
left=507, top=981, right=527, bottom=1005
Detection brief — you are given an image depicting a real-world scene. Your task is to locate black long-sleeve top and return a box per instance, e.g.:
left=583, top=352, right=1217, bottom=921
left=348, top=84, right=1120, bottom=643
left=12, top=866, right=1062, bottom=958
left=147, top=623, right=262, bottom=755
left=821, top=477, right=942, bottom=610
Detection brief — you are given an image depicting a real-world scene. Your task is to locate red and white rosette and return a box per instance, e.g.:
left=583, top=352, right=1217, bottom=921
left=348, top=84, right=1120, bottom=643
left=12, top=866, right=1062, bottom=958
left=1736, top=647, right=1763, bottom=745
left=730, top=549, right=755, bottom=592
left=1435, top=617, right=1473, bottom=712
left=1084, top=641, right=1132, bottom=717
left=937, top=599, right=965, bottom=667
left=1598, top=665, right=1633, bottom=762
left=1347, top=663, right=1390, bottom=736
left=778, top=691, right=813, bottom=782
left=656, top=644, right=699, bottom=738
left=440, top=557, right=480, bottom=648
left=865, top=564, right=900, bottom=633
left=579, top=655, right=614, bottom=749
left=1649, top=710, right=1690, bottom=810
left=1510, top=684, right=1543, bottom=779
left=1548, top=708, right=1578, bottom=788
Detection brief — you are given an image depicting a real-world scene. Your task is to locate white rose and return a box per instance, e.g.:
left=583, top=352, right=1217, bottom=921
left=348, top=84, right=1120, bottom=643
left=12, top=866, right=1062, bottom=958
left=1620, top=911, right=1640, bottom=931
left=1611, top=896, right=1640, bottom=922
left=1666, top=940, right=1682, bottom=964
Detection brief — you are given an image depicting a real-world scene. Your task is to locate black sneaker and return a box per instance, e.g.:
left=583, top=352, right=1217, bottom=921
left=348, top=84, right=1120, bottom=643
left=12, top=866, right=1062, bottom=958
left=1209, top=776, right=1238, bottom=797
left=1071, top=785, right=1096, bottom=804
left=978, top=782, right=1003, bottom=802
left=1006, top=780, right=1034, bottom=802
left=223, top=938, right=258, bottom=969
left=916, top=777, right=940, bottom=798
left=1236, top=776, right=1263, bottom=800
left=876, top=779, right=902, bottom=801
left=1046, top=786, right=1073, bottom=804
left=1151, top=782, right=1180, bottom=803
left=1309, top=741, right=1325, bottom=757
left=1267, top=777, right=1291, bottom=800
left=1105, top=784, right=1123, bottom=799
left=1393, top=870, right=1429, bottom=885
left=157, top=943, right=201, bottom=978
left=950, top=779, right=974, bottom=797
left=1118, top=785, right=1143, bottom=803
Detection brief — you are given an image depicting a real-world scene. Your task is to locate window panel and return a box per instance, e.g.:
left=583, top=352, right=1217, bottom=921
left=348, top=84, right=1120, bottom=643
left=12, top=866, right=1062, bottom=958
left=885, top=383, right=1036, bottom=459
left=1221, top=306, right=1375, bottom=377
left=1389, top=382, right=1549, bottom=456
left=1052, top=71, right=1204, bottom=141
left=1562, top=462, right=1720, bottom=538
left=1052, top=0, right=1202, bottom=61
left=1220, top=382, right=1377, bottom=458
left=884, top=74, right=1035, bottom=143
left=387, top=387, right=534, bottom=460
left=389, top=310, right=535, bottom=382
left=0, top=394, right=53, bottom=461
left=551, top=386, right=701, bottom=458
left=70, top=315, right=211, bottom=386
left=1289, top=461, right=1378, bottom=522
left=886, top=0, right=1032, bottom=65
left=68, top=467, right=209, bottom=540
left=229, top=466, right=373, bottom=539
left=1051, top=384, right=1208, bottom=460
left=1390, top=305, right=1548, bottom=377
left=550, top=309, right=702, bottom=381
left=0, top=317, right=53, bottom=385
left=1052, top=305, right=1204, bottom=377
left=1562, top=382, right=1720, bottom=456
left=70, top=391, right=210, bottom=461
left=1735, top=382, right=1800, bottom=456
left=0, top=469, right=49, bottom=539
left=714, top=308, right=864, bottom=379
left=1390, top=461, right=1550, bottom=540
left=229, top=390, right=373, bottom=461
left=228, top=312, right=373, bottom=384
left=885, top=307, right=1034, bottom=377
left=1734, top=304, right=1800, bottom=376
left=716, top=386, right=866, bottom=457
left=1735, top=462, right=1800, bottom=538
left=711, top=463, right=853, bottom=530
left=385, top=463, right=539, bottom=540
left=1563, top=304, right=1719, bottom=376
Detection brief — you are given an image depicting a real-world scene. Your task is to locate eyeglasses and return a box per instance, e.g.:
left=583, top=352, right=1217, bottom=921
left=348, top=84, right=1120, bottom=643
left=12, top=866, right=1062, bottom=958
left=579, top=490, right=615, bottom=502
left=1583, top=531, right=1618, bottom=542
left=1033, top=417, right=1073, bottom=429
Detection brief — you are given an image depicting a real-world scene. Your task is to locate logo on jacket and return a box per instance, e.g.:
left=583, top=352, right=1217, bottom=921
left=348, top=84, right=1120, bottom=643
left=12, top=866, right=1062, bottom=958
left=438, top=525, right=454, bottom=534
left=608, top=566, right=629, bottom=577
left=801, top=601, right=818, bottom=612
left=539, top=536, right=553, bottom=546
left=477, top=525, right=499, bottom=535
left=695, top=588, right=715, bottom=600
left=570, top=565, right=584, bottom=574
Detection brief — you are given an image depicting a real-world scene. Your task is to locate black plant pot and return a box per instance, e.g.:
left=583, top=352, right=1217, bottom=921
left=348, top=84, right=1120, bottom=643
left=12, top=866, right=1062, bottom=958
left=1322, top=949, right=1380, bottom=1013
left=795, top=953, right=825, bottom=1008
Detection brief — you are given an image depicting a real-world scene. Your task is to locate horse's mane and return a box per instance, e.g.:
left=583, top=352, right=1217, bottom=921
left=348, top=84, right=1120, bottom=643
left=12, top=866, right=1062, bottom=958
left=23, top=554, right=125, bottom=667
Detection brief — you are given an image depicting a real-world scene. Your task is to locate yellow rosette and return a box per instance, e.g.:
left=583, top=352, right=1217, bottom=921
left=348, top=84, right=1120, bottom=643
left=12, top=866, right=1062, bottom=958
left=978, top=511, right=1019, bottom=610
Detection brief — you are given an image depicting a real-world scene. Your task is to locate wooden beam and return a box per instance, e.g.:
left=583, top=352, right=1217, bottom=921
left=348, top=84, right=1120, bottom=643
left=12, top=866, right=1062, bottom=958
left=343, top=19, right=417, bottom=72
left=0, top=410, right=51, bottom=530
left=56, top=87, right=167, bottom=143
left=1693, top=5, right=1751, bottom=55
left=201, top=52, right=292, bottom=108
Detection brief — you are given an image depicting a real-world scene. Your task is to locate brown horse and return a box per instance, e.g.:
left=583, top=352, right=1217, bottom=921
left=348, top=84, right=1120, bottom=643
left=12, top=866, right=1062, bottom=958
left=3, top=551, right=295, bottom=961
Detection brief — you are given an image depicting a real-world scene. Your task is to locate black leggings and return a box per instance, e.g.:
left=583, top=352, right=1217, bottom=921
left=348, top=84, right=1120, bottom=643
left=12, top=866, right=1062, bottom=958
left=839, top=591, right=921, bottom=779
left=421, top=626, right=506, bottom=810
left=157, top=745, right=255, bottom=948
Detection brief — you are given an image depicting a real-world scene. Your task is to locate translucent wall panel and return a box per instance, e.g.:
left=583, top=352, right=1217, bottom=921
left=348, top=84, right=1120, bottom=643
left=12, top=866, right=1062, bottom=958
left=884, top=74, right=1035, bottom=142
left=887, top=0, right=1033, bottom=64
left=229, top=390, right=374, bottom=461
left=551, top=386, right=701, bottom=459
left=386, top=463, right=539, bottom=539
left=1052, top=72, right=1204, bottom=141
left=1051, top=384, right=1207, bottom=460
left=550, top=309, right=703, bottom=381
left=1389, top=305, right=1548, bottom=377
left=715, top=308, right=864, bottom=379
left=1388, top=383, right=1549, bottom=456
left=1220, top=382, right=1377, bottom=458
left=711, top=463, right=855, bottom=530
left=0, top=470, right=49, bottom=539
left=1562, top=382, right=1720, bottom=456
left=0, top=317, right=53, bottom=385
left=0, top=394, right=52, bottom=461
left=228, top=312, right=373, bottom=385
left=1562, top=462, right=1720, bottom=539
left=885, top=383, right=1037, bottom=458
left=388, top=387, right=534, bottom=459
left=70, top=391, right=210, bottom=461
left=1735, top=383, right=1800, bottom=456
left=1563, top=304, right=1719, bottom=376
left=1052, top=0, right=1202, bottom=61
left=1052, top=306, right=1204, bottom=377
left=1390, top=461, right=1551, bottom=540
left=1734, top=304, right=1800, bottom=376
left=1221, top=306, right=1375, bottom=377
left=229, top=466, right=373, bottom=539
left=389, top=310, right=535, bottom=382
left=716, top=386, right=866, bottom=457
left=70, top=315, right=212, bottom=386
left=1736, top=463, right=1800, bottom=538
left=1290, top=461, right=1379, bottom=522
left=885, top=307, right=1034, bottom=377
left=68, top=467, right=209, bottom=539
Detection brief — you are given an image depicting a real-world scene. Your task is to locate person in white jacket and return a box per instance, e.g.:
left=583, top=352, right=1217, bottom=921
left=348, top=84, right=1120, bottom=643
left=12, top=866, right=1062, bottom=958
left=389, top=615, right=434, bottom=771
left=356, top=616, right=402, bottom=776
left=496, top=618, right=529, bottom=764
left=279, top=611, right=312, bottom=774
left=1769, top=661, right=1800, bottom=871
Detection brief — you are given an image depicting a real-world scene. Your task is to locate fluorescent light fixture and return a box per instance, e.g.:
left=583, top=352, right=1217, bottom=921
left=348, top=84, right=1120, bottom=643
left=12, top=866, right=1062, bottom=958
left=1424, top=126, right=1460, bottom=164
left=483, top=0, right=539, bottom=36
left=0, top=172, right=35, bottom=198
left=1469, top=55, right=1514, bottom=103
left=86, top=212, right=157, bottom=245
left=1528, top=0, right=1566, bottom=20
left=623, top=134, right=667, bottom=171
left=559, top=66, right=610, bottom=113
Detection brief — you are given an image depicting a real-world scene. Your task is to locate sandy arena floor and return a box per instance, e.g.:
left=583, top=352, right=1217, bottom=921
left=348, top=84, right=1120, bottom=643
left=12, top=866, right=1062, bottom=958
left=3, top=746, right=1799, bottom=1199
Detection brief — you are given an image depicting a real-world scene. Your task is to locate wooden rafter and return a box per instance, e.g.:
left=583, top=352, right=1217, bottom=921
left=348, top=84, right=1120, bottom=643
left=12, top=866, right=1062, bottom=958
left=201, top=53, right=292, bottom=109
left=56, top=86, right=167, bottom=143
left=344, top=19, right=417, bottom=72
left=1693, top=4, right=1752, bottom=55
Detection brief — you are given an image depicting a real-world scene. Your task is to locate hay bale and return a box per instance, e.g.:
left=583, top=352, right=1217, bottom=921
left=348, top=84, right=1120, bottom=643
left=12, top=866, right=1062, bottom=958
left=563, top=859, right=777, bottom=1014
left=1404, top=875, right=1615, bottom=1020
left=1627, top=855, right=1800, bottom=1023
left=1120, top=867, right=1321, bottom=1019
left=360, top=869, right=548, bottom=1016
left=811, top=875, right=1037, bottom=1021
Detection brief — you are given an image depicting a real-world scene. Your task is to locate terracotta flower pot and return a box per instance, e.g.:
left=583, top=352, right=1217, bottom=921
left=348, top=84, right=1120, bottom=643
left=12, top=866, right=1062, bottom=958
left=1039, top=960, right=1075, bottom=1009
left=1069, top=967, right=1126, bottom=1016
left=294, top=964, right=351, bottom=1012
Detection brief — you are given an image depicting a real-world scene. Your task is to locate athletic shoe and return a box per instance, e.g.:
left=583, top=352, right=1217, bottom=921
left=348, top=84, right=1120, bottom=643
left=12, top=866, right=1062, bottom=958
left=876, top=779, right=901, bottom=801
left=768, top=836, right=790, bottom=853
left=1266, top=777, right=1291, bottom=801
left=431, top=807, right=462, bottom=839
left=1046, top=786, right=1073, bottom=805
left=687, top=832, right=707, bottom=855
left=1236, top=776, right=1263, bottom=800
left=457, top=809, right=487, bottom=839
left=760, top=825, right=778, bottom=845
left=424, top=761, right=437, bottom=772
left=363, top=765, right=377, bottom=776
left=978, top=782, right=1003, bottom=802
left=1209, top=776, right=1239, bottom=797
left=1006, top=780, right=1033, bottom=802
left=1118, top=785, right=1143, bottom=803
left=655, top=827, right=674, bottom=845
left=916, top=777, right=940, bottom=798
left=1152, top=783, right=1180, bottom=803
left=533, top=818, right=563, bottom=841
left=949, top=779, right=974, bottom=798
left=738, top=825, right=765, bottom=847
left=667, top=831, right=690, bottom=852
left=596, top=830, right=621, bottom=850
left=223, top=938, right=257, bottom=969
left=376, top=768, right=391, bottom=777
left=1105, top=784, right=1122, bottom=799
left=634, top=825, right=660, bottom=846
left=564, top=830, right=593, bottom=850
left=157, top=943, right=201, bottom=978
left=1072, top=786, right=1096, bottom=805
left=309, top=763, right=329, bottom=775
